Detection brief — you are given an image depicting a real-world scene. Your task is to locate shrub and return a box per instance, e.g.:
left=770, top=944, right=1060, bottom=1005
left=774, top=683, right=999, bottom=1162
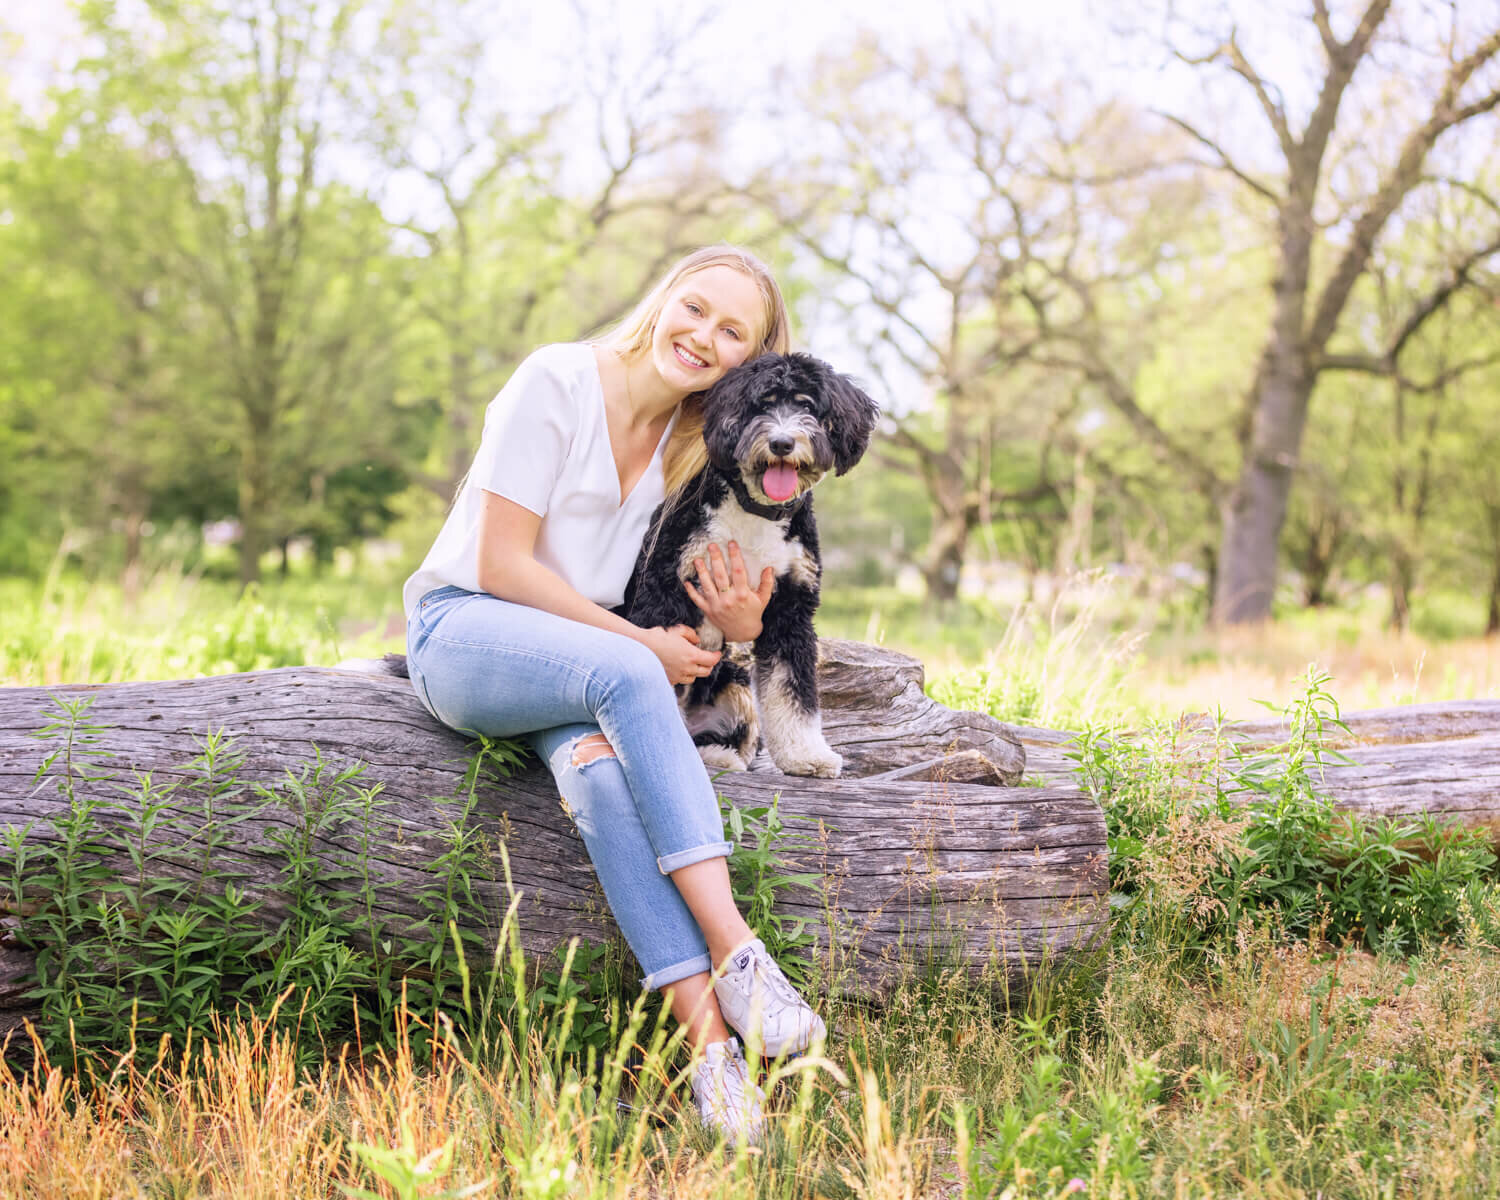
left=1077, top=667, right=1500, bottom=956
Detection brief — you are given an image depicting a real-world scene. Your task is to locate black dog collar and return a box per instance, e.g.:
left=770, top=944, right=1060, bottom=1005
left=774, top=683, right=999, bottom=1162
left=726, top=472, right=807, bottom=521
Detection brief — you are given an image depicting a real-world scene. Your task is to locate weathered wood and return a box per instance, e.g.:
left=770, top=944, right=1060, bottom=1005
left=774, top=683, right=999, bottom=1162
left=809, top=640, right=1027, bottom=780
left=1196, top=700, right=1500, bottom=751
left=353, top=639, right=1029, bottom=783
left=863, top=750, right=1008, bottom=786
left=1023, top=701, right=1500, bottom=848
left=0, top=645, right=1104, bottom=1033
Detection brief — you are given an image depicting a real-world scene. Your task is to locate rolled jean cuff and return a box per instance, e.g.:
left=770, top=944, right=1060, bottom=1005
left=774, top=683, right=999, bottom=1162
left=641, top=950, right=714, bottom=992
left=656, top=840, right=733, bottom=875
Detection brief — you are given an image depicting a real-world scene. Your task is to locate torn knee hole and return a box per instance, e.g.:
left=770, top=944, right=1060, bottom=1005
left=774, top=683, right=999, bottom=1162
left=570, top=733, right=617, bottom=767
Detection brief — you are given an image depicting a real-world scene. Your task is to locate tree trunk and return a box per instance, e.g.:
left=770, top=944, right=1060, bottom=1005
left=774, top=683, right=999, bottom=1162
left=921, top=510, right=971, bottom=604
left=1288, top=508, right=1342, bottom=608
left=237, top=406, right=273, bottom=586
left=120, top=506, right=146, bottom=611
left=1213, top=252, right=1313, bottom=624
left=0, top=640, right=1106, bottom=1029
left=1487, top=502, right=1500, bottom=636
left=1389, top=552, right=1413, bottom=631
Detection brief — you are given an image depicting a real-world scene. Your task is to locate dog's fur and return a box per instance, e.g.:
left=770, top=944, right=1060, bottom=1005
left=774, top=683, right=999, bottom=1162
left=618, top=353, right=878, bottom=777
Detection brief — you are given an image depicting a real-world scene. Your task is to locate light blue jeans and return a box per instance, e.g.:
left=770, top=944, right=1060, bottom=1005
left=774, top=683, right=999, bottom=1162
left=405, top=585, right=730, bottom=990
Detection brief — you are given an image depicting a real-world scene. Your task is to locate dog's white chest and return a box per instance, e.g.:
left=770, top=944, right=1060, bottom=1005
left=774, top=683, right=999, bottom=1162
left=679, top=502, right=814, bottom=594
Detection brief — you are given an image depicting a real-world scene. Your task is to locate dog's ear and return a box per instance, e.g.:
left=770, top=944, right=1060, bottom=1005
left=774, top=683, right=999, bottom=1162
left=820, top=367, right=880, bottom=474
left=702, top=356, right=781, bottom=467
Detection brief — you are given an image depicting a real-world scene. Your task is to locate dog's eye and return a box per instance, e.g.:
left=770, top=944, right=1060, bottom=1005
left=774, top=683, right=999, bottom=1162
left=795, top=391, right=827, bottom=418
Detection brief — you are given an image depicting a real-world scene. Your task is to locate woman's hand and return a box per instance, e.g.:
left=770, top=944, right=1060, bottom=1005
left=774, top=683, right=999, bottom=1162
left=641, top=624, right=722, bottom=686
left=683, top=542, right=775, bottom=643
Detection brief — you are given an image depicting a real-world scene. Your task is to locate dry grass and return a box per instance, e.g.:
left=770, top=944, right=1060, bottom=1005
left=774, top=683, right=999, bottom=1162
left=5, top=573, right=1500, bottom=1195
left=1136, top=624, right=1500, bottom=721
left=2, top=929, right=1498, bottom=1198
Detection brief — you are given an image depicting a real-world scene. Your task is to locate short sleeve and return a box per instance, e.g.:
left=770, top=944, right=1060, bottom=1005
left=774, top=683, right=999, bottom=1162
left=469, top=347, right=580, bottom=517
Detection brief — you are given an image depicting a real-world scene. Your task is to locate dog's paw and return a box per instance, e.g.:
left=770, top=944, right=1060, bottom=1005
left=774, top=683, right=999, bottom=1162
left=772, top=744, right=842, bottom=778
left=698, top=744, right=751, bottom=773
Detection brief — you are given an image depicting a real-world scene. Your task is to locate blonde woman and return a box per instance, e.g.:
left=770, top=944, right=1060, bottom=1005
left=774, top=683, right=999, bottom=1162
left=402, top=246, right=824, bottom=1143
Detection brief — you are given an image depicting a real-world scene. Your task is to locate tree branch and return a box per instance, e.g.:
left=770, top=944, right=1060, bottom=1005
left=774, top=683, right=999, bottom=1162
left=1153, top=111, right=1281, bottom=204
left=1307, top=28, right=1500, bottom=353
left=1220, top=30, right=1296, bottom=160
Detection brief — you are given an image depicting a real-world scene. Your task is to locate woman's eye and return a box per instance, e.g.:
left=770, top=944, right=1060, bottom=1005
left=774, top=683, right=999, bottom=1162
left=685, top=302, right=702, bottom=315
left=723, top=327, right=741, bottom=340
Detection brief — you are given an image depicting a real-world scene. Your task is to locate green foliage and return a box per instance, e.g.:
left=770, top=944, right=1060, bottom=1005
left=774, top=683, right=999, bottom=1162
left=3, top=695, right=535, bottom=1071
left=951, top=1016, right=1158, bottom=1198
left=721, top=794, right=822, bottom=988
left=1080, top=667, right=1500, bottom=957
left=0, top=571, right=401, bottom=686
left=2, top=696, right=828, bottom=1081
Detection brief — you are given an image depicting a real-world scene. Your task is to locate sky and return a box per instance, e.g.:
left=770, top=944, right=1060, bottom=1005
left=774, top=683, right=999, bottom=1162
left=3, top=0, right=1108, bottom=114
left=4, top=0, right=1493, bottom=410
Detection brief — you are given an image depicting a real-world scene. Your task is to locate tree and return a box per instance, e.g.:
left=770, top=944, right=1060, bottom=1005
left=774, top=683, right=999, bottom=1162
left=68, top=0, right=415, bottom=584
left=362, top=0, right=759, bottom=500
left=0, top=95, right=234, bottom=589
left=764, top=28, right=1220, bottom=602
left=1157, top=1, right=1500, bottom=623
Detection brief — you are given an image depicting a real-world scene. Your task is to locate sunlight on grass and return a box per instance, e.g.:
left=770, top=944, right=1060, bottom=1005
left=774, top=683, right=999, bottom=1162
left=0, top=566, right=407, bottom=686
left=4, top=932, right=1499, bottom=1198
left=11, top=568, right=1500, bottom=722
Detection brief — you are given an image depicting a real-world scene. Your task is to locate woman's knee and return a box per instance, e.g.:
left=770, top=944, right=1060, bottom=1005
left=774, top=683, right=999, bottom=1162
left=569, top=732, right=615, bottom=766
left=551, top=740, right=632, bottom=841
left=600, top=637, right=675, bottom=705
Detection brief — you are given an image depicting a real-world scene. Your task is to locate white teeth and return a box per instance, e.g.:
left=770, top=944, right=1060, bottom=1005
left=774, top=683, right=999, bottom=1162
left=675, top=344, right=708, bottom=368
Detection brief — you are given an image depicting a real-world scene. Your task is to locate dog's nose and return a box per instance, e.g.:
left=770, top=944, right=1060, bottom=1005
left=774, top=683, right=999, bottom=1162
left=768, top=436, right=794, bottom=458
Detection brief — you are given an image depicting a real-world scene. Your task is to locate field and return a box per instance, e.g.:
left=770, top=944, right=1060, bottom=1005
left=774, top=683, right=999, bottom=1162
left=3, top=566, right=1500, bottom=1198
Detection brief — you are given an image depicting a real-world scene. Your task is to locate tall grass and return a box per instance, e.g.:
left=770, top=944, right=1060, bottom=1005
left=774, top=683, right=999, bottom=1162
left=7, top=571, right=1500, bottom=1195
left=5, top=916, right=1500, bottom=1197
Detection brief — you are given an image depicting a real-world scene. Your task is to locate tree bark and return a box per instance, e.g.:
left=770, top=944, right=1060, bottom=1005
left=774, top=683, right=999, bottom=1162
left=920, top=510, right=970, bottom=605
left=0, top=641, right=1106, bottom=1029
left=1021, top=701, right=1500, bottom=849
left=1213, top=219, right=1313, bottom=624
left=1487, top=500, right=1500, bottom=636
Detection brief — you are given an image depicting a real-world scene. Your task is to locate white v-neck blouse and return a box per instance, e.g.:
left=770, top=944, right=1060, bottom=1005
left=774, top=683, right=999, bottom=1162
left=402, top=343, right=679, bottom=617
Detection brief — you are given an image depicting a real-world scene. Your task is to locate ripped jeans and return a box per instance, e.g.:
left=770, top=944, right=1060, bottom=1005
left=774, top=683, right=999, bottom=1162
left=404, top=585, right=730, bottom=990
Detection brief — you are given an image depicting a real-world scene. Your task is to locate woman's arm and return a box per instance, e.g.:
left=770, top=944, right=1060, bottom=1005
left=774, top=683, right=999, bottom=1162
left=476, top=491, right=720, bottom=684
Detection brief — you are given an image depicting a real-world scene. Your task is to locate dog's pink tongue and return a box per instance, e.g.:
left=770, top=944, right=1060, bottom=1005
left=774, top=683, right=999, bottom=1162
left=762, top=464, right=798, bottom=502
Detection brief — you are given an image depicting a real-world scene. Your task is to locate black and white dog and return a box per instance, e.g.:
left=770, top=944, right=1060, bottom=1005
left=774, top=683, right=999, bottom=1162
left=619, top=353, right=878, bottom=777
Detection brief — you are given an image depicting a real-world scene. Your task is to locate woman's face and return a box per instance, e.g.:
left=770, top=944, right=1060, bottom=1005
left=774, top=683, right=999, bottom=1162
left=649, top=265, right=766, bottom=394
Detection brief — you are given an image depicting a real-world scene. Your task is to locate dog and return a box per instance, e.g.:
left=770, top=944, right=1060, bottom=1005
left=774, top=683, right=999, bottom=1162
left=618, top=353, right=878, bottom=777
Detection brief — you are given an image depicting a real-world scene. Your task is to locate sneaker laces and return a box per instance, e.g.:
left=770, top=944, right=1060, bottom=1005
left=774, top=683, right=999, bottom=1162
left=735, top=940, right=805, bottom=1006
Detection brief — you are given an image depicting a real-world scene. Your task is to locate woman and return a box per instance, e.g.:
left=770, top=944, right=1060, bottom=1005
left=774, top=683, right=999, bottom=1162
left=402, top=245, right=825, bottom=1143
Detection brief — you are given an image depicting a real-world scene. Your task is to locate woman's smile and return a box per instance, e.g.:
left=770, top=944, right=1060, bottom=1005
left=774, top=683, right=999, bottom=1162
left=651, top=264, right=765, bottom=393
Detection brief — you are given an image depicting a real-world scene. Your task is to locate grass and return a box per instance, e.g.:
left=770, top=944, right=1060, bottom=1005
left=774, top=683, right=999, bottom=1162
left=815, top=574, right=1500, bottom=726
left=5, top=921, right=1500, bottom=1197
left=0, top=564, right=401, bottom=686
left=8, top=563, right=1498, bottom=724
left=5, top=565, right=1500, bottom=1195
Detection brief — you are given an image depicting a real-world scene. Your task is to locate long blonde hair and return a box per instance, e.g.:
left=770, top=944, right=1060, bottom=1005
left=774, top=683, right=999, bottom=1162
left=598, top=245, right=791, bottom=496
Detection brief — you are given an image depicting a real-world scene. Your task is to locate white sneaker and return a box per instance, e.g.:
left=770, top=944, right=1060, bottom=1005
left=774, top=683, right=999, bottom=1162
left=690, top=1038, right=765, bottom=1144
left=713, top=938, right=827, bottom=1058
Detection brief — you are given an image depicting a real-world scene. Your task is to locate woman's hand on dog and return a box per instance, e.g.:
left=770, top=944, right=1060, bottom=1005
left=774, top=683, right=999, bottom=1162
left=683, top=542, right=774, bottom=644
left=641, top=623, right=721, bottom=686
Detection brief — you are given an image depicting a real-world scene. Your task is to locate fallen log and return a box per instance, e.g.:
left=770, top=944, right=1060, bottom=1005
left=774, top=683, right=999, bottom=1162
left=0, top=639, right=1107, bottom=1034
left=1022, top=700, right=1500, bottom=849
left=1209, top=700, right=1500, bottom=847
